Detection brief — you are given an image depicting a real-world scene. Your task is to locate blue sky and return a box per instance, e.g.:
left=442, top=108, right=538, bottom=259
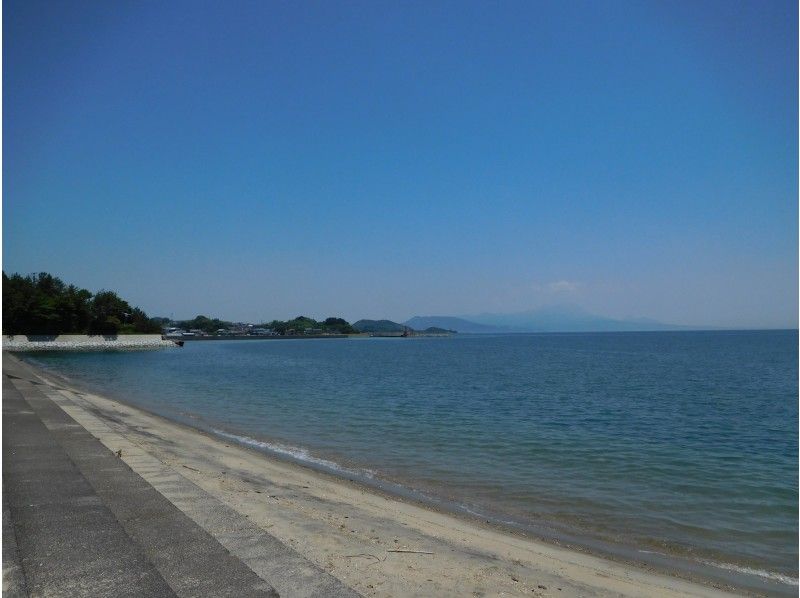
left=4, top=1, right=797, bottom=327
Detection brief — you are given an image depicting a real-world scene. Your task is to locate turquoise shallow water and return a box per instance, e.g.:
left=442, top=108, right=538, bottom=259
left=25, top=331, right=798, bottom=589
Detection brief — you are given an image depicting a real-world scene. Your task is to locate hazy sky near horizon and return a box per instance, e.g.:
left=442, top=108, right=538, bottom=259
left=4, top=1, right=797, bottom=327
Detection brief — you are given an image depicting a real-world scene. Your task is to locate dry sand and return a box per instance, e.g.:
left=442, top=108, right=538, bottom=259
left=16, top=355, right=744, bottom=598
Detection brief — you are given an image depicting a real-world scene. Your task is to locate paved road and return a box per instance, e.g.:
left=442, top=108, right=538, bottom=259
left=2, top=355, right=360, bottom=598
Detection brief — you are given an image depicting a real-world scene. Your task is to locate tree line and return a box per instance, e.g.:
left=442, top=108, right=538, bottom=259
left=175, top=314, right=357, bottom=335
left=3, top=271, right=361, bottom=337
left=3, top=272, right=162, bottom=335
left=264, top=316, right=357, bottom=335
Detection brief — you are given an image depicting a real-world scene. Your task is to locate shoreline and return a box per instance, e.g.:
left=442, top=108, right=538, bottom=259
left=195, top=423, right=796, bottom=595
left=6, top=352, right=787, bottom=597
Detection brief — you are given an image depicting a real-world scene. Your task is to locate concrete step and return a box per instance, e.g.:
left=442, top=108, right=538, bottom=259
left=3, top=374, right=278, bottom=597
left=3, top=377, right=177, bottom=597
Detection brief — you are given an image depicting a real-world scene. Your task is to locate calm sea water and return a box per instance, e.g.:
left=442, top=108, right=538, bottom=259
left=25, top=331, right=798, bottom=591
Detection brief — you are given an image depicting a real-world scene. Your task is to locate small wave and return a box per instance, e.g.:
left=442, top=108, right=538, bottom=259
left=698, top=559, right=798, bottom=586
left=458, top=503, right=486, bottom=518
left=210, top=428, right=375, bottom=479
left=455, top=503, right=525, bottom=528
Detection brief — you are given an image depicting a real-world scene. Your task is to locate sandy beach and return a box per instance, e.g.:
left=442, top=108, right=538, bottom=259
left=4, top=353, right=751, bottom=598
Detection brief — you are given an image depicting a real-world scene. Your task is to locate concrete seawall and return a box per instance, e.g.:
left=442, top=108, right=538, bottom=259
left=3, top=334, right=176, bottom=352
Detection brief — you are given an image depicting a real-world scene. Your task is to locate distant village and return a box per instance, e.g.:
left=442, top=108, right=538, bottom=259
left=164, top=324, right=331, bottom=338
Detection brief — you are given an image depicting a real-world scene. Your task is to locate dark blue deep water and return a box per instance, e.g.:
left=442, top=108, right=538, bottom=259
left=25, top=331, right=798, bottom=589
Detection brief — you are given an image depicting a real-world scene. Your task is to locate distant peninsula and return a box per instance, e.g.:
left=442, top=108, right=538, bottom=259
left=352, top=319, right=405, bottom=333
left=353, top=320, right=455, bottom=335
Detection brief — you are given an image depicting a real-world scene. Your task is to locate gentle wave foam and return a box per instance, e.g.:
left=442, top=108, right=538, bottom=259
left=210, top=428, right=375, bottom=479
left=697, top=559, right=799, bottom=586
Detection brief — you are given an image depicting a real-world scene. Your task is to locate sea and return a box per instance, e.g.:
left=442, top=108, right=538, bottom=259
left=22, top=330, right=798, bottom=594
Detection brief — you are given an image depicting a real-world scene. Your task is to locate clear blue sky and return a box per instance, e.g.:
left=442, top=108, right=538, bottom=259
left=4, top=0, right=797, bottom=327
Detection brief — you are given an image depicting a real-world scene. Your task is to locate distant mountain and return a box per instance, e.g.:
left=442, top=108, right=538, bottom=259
left=403, top=306, right=686, bottom=334
left=353, top=319, right=406, bottom=333
left=467, top=304, right=685, bottom=332
left=403, top=316, right=514, bottom=334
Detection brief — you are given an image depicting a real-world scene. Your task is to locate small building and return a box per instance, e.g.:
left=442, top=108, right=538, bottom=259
left=250, top=328, right=275, bottom=336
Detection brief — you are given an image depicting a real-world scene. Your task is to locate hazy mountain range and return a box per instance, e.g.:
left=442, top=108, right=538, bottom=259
left=403, top=316, right=508, bottom=334
left=404, top=305, right=694, bottom=334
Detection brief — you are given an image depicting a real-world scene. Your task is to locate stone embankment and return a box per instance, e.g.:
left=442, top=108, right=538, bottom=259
left=3, top=334, right=177, bottom=352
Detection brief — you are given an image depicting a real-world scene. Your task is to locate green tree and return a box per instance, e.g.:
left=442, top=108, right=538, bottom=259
left=89, top=291, right=132, bottom=335
left=322, top=317, right=356, bottom=334
left=3, top=272, right=164, bottom=335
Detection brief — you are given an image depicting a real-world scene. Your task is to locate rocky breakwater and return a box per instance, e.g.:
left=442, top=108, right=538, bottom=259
left=3, top=334, right=178, bottom=352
